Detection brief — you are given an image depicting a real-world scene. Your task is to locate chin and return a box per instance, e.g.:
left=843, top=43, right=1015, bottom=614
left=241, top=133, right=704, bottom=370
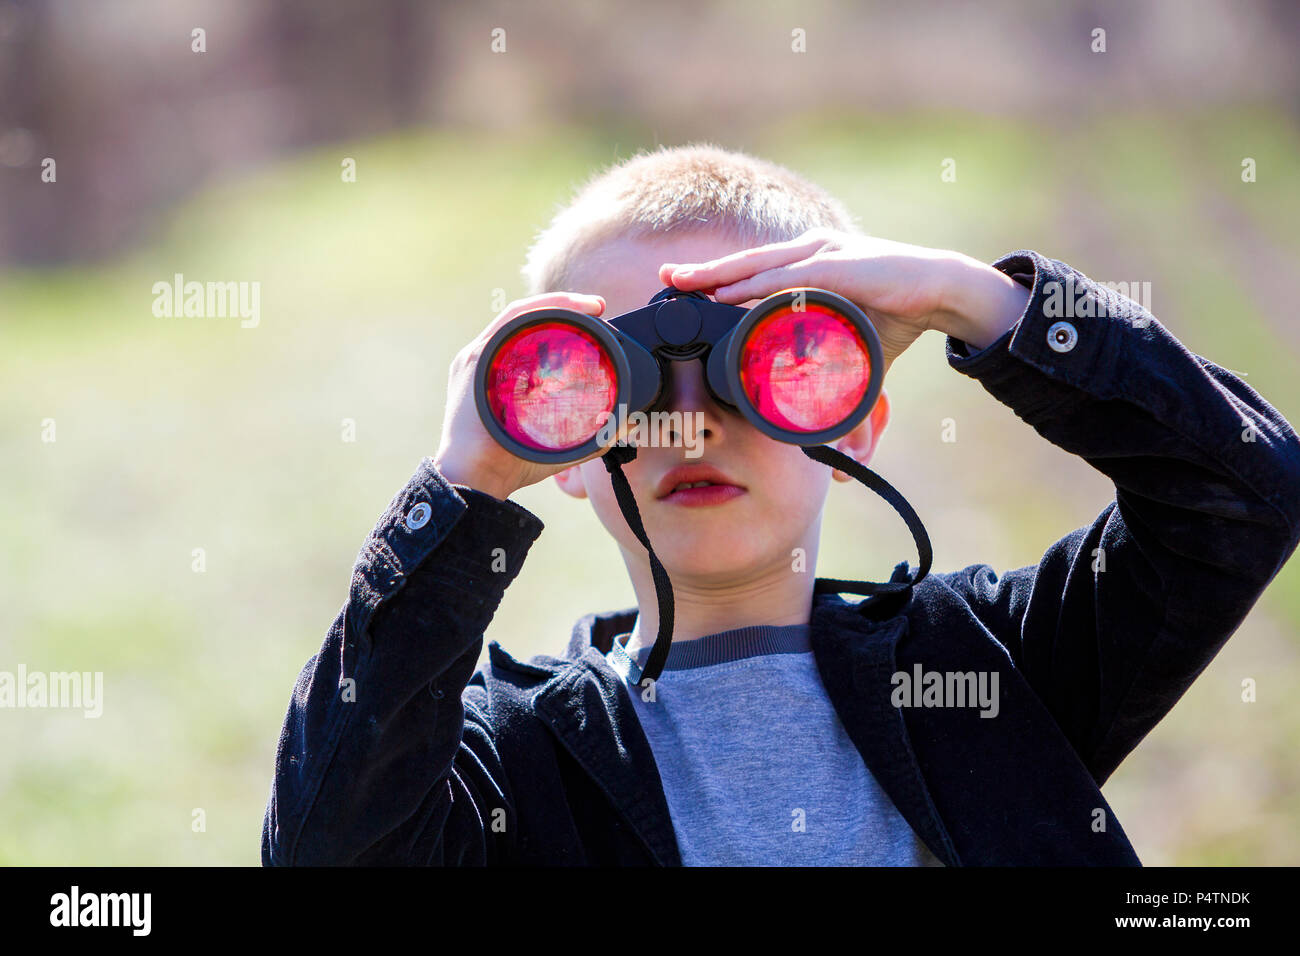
left=657, top=529, right=775, bottom=581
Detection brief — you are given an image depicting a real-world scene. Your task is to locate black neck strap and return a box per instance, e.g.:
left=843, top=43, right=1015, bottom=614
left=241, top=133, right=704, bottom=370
left=799, top=443, right=932, bottom=594
left=601, top=444, right=675, bottom=684
left=601, top=442, right=932, bottom=685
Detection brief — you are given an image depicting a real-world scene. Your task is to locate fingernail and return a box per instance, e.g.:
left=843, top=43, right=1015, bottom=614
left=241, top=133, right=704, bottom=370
left=676, top=268, right=695, bottom=278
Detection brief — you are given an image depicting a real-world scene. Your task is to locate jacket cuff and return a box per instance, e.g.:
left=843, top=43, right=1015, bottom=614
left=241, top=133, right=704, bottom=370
left=944, top=250, right=1139, bottom=424
left=348, top=458, right=544, bottom=635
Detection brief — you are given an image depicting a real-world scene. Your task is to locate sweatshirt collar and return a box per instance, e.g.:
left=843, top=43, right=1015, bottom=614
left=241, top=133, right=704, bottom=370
left=611, top=622, right=813, bottom=674
left=562, top=566, right=915, bottom=662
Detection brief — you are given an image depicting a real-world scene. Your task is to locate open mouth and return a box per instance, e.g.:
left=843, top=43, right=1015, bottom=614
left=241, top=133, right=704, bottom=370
left=661, top=483, right=745, bottom=506
left=655, top=466, right=746, bottom=506
left=670, top=480, right=719, bottom=493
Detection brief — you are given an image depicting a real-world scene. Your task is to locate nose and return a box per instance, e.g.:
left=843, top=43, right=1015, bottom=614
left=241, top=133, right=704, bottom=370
left=652, top=358, right=728, bottom=449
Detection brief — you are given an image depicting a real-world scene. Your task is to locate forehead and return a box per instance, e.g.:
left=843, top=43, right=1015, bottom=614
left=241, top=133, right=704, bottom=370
left=567, top=230, right=761, bottom=315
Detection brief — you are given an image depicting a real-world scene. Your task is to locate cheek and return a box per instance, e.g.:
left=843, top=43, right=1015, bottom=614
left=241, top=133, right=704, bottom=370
left=579, top=461, right=615, bottom=514
left=748, top=442, right=834, bottom=508
left=767, top=458, right=833, bottom=534
left=578, top=461, right=641, bottom=545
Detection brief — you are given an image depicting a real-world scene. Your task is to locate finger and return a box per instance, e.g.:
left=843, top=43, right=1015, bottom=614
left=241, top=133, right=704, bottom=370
left=475, top=292, right=605, bottom=346
left=503, top=292, right=605, bottom=322
left=657, top=263, right=720, bottom=290
left=662, top=232, right=829, bottom=291
left=708, top=257, right=830, bottom=304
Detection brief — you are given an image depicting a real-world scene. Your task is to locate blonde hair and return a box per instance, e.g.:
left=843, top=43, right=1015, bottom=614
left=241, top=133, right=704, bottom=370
left=521, top=143, right=861, bottom=296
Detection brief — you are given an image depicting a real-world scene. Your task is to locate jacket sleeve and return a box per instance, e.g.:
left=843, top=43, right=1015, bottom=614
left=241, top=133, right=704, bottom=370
left=261, top=458, right=544, bottom=865
left=940, top=250, right=1300, bottom=784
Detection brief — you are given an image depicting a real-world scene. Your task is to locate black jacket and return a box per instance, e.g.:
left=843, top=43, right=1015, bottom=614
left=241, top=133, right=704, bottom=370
left=262, top=251, right=1300, bottom=865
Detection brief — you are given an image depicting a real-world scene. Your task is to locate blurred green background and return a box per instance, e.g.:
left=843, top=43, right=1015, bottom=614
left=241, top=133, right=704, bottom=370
left=1, top=1, right=1298, bottom=865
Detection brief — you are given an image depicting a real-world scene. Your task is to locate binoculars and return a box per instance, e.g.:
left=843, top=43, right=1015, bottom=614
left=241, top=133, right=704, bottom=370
left=474, top=285, right=885, bottom=464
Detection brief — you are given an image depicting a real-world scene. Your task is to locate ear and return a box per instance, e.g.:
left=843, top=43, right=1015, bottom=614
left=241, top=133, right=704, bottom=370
left=830, top=388, right=891, bottom=483
left=553, top=463, right=589, bottom=499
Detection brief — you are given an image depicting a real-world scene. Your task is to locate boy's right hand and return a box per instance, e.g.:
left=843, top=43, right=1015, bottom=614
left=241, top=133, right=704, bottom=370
left=433, top=292, right=610, bottom=501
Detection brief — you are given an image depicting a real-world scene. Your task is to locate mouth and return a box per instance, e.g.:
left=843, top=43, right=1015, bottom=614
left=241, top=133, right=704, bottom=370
left=654, top=464, right=746, bottom=507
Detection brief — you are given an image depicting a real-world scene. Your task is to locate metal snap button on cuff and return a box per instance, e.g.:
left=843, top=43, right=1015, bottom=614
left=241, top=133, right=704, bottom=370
left=1046, top=320, right=1078, bottom=353
left=405, top=502, right=432, bottom=531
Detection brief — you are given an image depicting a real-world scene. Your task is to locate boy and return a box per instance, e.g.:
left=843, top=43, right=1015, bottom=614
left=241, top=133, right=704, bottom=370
left=262, top=145, right=1300, bottom=865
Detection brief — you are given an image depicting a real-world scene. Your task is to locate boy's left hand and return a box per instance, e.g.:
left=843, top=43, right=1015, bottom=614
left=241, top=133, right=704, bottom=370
left=659, top=228, right=1031, bottom=372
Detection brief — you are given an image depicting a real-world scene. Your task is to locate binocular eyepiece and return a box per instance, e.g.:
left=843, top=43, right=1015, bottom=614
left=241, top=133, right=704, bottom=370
left=474, top=285, right=885, bottom=464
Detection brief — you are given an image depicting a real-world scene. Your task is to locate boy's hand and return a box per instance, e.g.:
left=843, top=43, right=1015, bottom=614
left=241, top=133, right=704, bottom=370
left=434, top=292, right=613, bottom=501
left=658, top=228, right=1031, bottom=371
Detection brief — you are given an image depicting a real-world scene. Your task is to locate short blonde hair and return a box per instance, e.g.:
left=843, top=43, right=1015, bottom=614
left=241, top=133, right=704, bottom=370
left=521, top=143, right=861, bottom=296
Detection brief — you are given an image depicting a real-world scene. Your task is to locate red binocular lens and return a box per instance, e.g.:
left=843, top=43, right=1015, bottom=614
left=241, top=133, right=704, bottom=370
left=481, top=321, right=620, bottom=453
left=735, top=302, right=873, bottom=435
left=474, top=287, right=883, bottom=463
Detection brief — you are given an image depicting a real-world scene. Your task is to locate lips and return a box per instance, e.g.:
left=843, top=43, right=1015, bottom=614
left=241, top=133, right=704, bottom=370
left=654, top=463, right=746, bottom=503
